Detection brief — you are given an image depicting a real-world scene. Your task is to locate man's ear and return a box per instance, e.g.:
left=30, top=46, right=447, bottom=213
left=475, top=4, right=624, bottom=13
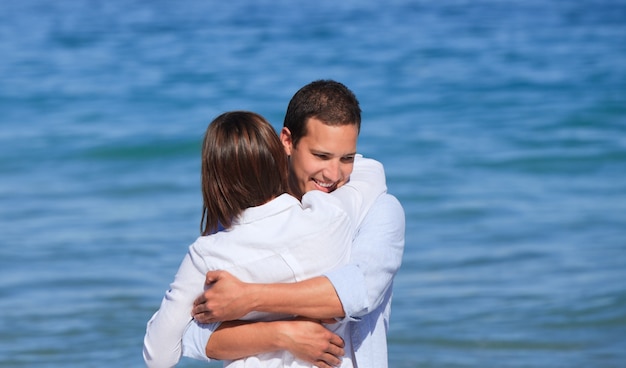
left=280, top=127, right=293, bottom=156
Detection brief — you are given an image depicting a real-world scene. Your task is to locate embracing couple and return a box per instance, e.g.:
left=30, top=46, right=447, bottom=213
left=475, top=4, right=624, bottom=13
left=143, top=80, right=405, bottom=368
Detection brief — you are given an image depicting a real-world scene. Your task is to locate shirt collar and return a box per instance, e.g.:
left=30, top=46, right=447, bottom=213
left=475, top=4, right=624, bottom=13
left=232, top=193, right=300, bottom=226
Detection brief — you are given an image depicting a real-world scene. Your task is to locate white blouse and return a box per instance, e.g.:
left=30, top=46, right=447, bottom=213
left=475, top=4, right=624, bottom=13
left=143, top=156, right=386, bottom=368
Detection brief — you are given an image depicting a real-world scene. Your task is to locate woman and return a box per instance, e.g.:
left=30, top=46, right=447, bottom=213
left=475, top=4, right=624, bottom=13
left=143, top=111, right=385, bottom=367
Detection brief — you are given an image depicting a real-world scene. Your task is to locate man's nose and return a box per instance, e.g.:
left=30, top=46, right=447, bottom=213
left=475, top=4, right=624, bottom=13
left=323, top=160, right=342, bottom=182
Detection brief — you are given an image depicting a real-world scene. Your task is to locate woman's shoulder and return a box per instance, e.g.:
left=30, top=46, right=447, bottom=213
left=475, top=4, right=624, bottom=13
left=301, top=190, right=347, bottom=214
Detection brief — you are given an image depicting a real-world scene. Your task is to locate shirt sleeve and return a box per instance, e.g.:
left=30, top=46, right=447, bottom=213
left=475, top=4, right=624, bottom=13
left=143, top=245, right=209, bottom=368
left=329, top=155, right=387, bottom=229
left=180, top=320, right=221, bottom=362
left=324, top=193, right=405, bottom=321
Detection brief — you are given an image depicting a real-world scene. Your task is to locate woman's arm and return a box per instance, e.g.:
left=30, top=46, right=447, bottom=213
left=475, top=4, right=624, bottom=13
left=143, top=248, right=207, bottom=368
left=328, top=155, right=387, bottom=228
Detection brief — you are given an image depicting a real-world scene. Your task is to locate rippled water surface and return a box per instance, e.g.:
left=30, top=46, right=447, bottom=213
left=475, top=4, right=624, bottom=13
left=1, top=0, right=625, bottom=367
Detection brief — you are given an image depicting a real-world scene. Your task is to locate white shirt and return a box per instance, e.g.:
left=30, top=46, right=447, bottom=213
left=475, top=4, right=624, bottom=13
left=182, top=193, right=405, bottom=368
left=324, top=193, right=405, bottom=368
left=143, top=156, right=386, bottom=368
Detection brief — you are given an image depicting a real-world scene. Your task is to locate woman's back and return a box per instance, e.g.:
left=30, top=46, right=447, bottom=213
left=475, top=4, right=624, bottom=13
left=191, top=192, right=352, bottom=286
left=191, top=191, right=357, bottom=368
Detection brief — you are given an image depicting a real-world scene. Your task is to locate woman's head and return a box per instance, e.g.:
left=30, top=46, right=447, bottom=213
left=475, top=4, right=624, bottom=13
left=201, top=111, right=289, bottom=235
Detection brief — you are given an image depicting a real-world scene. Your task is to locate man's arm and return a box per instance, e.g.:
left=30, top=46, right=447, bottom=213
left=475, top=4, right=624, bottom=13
left=192, top=270, right=343, bottom=321
left=324, top=193, right=405, bottom=319
left=185, top=194, right=404, bottom=363
left=182, top=319, right=345, bottom=368
left=192, top=193, right=405, bottom=321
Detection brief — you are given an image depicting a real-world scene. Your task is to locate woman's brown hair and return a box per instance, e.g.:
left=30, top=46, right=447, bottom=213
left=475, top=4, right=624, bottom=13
left=200, top=111, right=289, bottom=235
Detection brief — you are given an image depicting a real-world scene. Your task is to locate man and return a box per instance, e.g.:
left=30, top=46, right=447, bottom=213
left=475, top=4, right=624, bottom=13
left=182, top=80, right=405, bottom=367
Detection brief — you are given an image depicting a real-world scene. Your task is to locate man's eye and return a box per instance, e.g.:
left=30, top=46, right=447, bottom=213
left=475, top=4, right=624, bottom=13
left=341, top=156, right=355, bottom=163
left=314, top=154, right=330, bottom=160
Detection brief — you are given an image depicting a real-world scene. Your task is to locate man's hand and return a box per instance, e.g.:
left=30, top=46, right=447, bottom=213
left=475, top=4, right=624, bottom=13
left=276, top=318, right=345, bottom=368
left=203, top=318, right=345, bottom=366
left=192, top=270, right=253, bottom=323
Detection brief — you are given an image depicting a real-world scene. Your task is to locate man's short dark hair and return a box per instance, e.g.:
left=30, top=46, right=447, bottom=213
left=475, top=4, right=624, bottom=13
left=284, top=80, right=361, bottom=147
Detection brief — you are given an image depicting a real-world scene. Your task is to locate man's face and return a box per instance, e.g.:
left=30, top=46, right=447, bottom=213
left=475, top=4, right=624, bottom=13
left=281, top=117, right=358, bottom=197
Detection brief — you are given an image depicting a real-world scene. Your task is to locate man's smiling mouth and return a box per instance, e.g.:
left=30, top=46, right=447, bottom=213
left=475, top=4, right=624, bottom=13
left=313, top=179, right=337, bottom=191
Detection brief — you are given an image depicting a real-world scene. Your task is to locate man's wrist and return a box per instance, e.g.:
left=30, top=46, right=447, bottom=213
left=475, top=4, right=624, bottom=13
left=236, top=282, right=263, bottom=316
left=271, top=321, right=294, bottom=352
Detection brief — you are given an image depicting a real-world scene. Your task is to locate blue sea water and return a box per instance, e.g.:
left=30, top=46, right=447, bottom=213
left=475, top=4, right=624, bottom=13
left=1, top=0, right=625, bottom=367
